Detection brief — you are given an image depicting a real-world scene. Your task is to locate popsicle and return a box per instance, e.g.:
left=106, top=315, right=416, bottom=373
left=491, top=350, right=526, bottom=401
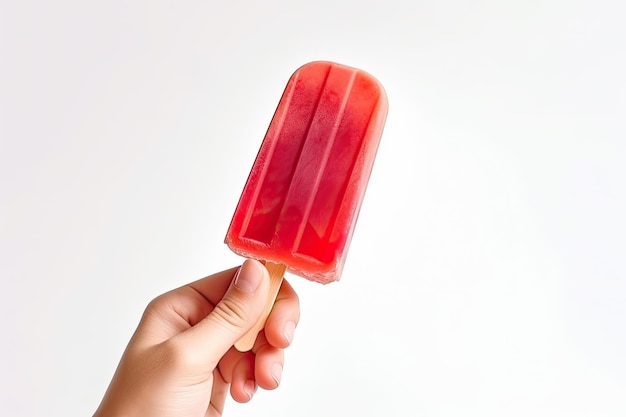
left=225, top=61, right=388, bottom=350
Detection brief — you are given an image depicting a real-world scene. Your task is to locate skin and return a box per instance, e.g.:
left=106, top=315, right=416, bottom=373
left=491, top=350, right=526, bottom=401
left=94, top=259, right=300, bottom=417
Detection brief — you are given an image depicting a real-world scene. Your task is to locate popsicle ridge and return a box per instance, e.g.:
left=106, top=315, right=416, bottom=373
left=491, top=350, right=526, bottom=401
left=290, top=69, right=358, bottom=253
left=292, top=69, right=378, bottom=264
left=309, top=89, right=381, bottom=267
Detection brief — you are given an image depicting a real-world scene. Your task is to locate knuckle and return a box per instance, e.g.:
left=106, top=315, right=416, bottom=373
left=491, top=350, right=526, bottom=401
left=145, top=295, right=164, bottom=313
left=142, top=294, right=174, bottom=324
left=146, top=291, right=177, bottom=313
left=209, top=297, right=251, bottom=330
left=158, top=337, right=203, bottom=370
left=159, top=337, right=188, bottom=366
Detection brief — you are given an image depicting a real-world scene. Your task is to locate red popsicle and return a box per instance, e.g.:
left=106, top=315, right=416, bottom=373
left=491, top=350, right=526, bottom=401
left=226, top=61, right=387, bottom=350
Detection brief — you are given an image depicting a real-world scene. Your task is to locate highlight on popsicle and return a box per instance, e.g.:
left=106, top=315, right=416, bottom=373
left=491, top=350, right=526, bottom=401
left=226, top=61, right=388, bottom=351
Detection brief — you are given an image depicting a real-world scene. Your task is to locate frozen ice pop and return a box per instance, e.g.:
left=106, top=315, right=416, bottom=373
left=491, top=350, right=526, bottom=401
left=225, top=61, right=387, bottom=350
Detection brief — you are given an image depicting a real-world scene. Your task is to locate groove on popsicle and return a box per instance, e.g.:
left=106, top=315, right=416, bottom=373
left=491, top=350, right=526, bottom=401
left=267, top=66, right=331, bottom=244
left=270, top=65, right=357, bottom=259
left=292, top=69, right=358, bottom=253
left=293, top=71, right=380, bottom=263
left=323, top=92, right=381, bottom=265
left=240, top=64, right=332, bottom=244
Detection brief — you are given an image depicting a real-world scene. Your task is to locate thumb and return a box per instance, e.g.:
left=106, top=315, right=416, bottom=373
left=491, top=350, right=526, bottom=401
left=176, top=259, right=270, bottom=367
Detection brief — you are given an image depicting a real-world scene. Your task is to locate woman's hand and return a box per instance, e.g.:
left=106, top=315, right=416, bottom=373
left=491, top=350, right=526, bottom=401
left=94, top=259, right=300, bottom=417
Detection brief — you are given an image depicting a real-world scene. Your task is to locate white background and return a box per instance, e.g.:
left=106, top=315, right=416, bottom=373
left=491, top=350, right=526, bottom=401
left=1, top=1, right=625, bottom=416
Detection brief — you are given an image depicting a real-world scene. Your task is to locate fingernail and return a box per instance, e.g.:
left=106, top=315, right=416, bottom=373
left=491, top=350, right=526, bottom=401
left=271, top=363, right=283, bottom=386
left=283, top=321, right=296, bottom=345
left=243, top=380, right=256, bottom=400
left=234, top=260, right=263, bottom=293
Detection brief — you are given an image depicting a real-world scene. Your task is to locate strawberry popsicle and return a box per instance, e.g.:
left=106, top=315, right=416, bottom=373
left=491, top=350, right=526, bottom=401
left=225, top=61, right=387, bottom=350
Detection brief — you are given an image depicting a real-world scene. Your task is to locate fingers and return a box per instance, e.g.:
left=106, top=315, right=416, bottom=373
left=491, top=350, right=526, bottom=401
left=164, top=262, right=299, bottom=354
left=264, top=278, right=300, bottom=348
left=229, top=351, right=256, bottom=403
left=165, top=260, right=300, bottom=404
left=127, top=268, right=238, bottom=350
left=224, top=333, right=285, bottom=403
left=254, top=342, right=284, bottom=390
left=172, top=259, right=270, bottom=370
left=248, top=278, right=298, bottom=393
left=217, top=277, right=299, bottom=394
left=209, top=368, right=229, bottom=414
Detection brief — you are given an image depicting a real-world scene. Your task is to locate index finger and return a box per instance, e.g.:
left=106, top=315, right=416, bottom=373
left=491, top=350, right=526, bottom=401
left=264, top=278, right=300, bottom=348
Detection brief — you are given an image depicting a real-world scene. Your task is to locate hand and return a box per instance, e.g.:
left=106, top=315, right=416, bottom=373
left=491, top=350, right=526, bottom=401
left=94, top=259, right=300, bottom=417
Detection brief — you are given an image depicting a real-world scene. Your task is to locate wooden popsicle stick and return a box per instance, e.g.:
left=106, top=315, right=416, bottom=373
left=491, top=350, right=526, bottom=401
left=235, top=261, right=286, bottom=352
